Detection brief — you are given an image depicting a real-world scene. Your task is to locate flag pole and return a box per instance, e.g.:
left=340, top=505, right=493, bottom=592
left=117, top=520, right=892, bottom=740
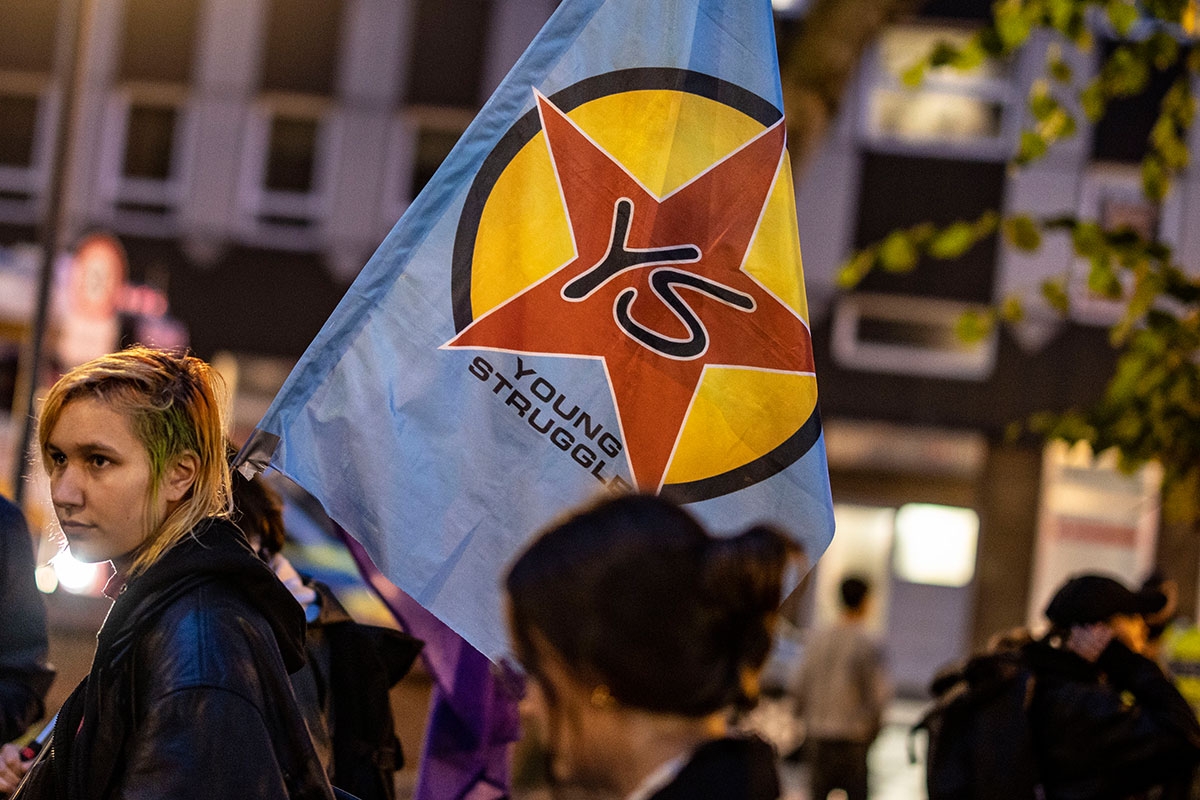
left=12, top=0, right=93, bottom=504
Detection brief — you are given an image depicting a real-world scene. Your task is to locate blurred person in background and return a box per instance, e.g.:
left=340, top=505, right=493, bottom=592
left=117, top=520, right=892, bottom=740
left=0, top=495, right=55, bottom=795
left=792, top=575, right=891, bottom=800
left=1027, top=573, right=1200, bottom=800
left=505, top=492, right=801, bottom=800
left=7, top=347, right=334, bottom=799
left=231, top=467, right=423, bottom=800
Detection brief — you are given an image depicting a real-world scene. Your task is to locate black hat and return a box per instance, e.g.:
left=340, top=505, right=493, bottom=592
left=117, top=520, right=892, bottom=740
left=1044, top=574, right=1167, bottom=627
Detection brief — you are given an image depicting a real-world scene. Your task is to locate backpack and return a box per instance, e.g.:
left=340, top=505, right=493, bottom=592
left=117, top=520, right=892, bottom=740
left=910, top=648, right=1045, bottom=800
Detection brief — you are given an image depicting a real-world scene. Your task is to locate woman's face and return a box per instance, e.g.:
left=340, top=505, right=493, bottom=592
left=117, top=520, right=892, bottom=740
left=44, top=397, right=167, bottom=569
left=518, top=641, right=619, bottom=795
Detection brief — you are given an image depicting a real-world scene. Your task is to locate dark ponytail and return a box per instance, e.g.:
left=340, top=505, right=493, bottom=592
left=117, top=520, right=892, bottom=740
left=505, top=493, right=802, bottom=717
left=701, top=524, right=797, bottom=705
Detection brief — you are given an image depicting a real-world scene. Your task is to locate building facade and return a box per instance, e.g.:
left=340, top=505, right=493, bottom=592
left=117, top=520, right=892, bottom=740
left=2, top=0, right=1197, bottom=692
left=792, top=7, right=1200, bottom=691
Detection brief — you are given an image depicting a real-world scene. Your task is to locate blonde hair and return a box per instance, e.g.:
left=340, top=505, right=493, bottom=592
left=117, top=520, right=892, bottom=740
left=37, top=347, right=232, bottom=576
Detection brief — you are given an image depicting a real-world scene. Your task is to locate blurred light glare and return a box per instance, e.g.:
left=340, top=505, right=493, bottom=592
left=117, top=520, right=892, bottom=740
left=892, top=503, right=979, bottom=587
left=50, top=551, right=105, bottom=594
left=772, top=0, right=809, bottom=16
left=35, top=564, right=58, bottom=594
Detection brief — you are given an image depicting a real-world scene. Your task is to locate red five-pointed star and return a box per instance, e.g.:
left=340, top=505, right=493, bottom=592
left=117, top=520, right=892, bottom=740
left=448, top=90, right=814, bottom=491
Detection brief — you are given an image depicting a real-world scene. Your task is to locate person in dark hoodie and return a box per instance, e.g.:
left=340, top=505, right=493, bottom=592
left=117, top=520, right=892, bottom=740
left=230, top=468, right=422, bottom=800
left=504, top=493, right=801, bottom=800
left=0, top=495, right=56, bottom=795
left=7, top=347, right=334, bottom=800
left=1025, top=573, right=1200, bottom=800
left=0, top=495, right=55, bottom=739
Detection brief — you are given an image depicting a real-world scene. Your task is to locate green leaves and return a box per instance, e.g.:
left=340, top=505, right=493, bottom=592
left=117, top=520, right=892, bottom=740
left=994, top=0, right=1035, bottom=52
left=844, top=0, right=1200, bottom=519
left=1019, top=80, right=1079, bottom=164
left=930, top=213, right=999, bottom=259
left=1105, top=0, right=1140, bottom=36
left=956, top=309, right=997, bottom=343
left=1141, top=77, right=1195, bottom=200
left=1040, top=278, right=1071, bottom=314
left=1003, top=215, right=1043, bottom=251
left=1080, top=80, right=1108, bottom=122
left=1017, top=130, right=1049, bottom=163
left=878, top=230, right=920, bottom=272
left=835, top=214, right=997, bottom=287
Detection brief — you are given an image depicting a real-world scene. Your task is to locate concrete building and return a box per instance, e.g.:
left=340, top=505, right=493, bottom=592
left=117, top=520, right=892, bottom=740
left=790, top=5, right=1200, bottom=693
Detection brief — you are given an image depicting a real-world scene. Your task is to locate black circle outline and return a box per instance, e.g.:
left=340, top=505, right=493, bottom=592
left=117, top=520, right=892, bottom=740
left=451, top=66, right=820, bottom=502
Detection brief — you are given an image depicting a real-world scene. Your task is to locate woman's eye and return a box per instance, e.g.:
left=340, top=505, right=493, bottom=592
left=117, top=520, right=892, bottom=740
left=88, top=455, right=110, bottom=468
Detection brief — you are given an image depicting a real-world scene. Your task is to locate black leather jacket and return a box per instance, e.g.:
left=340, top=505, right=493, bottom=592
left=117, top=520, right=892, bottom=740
left=14, top=519, right=335, bottom=800
left=1026, top=637, right=1200, bottom=800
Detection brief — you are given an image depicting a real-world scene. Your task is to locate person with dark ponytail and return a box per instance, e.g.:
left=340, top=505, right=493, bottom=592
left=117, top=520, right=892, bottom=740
left=504, top=492, right=801, bottom=800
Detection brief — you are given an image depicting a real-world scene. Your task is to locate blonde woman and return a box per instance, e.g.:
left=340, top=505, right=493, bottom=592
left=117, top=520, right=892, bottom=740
left=9, top=347, right=334, bottom=800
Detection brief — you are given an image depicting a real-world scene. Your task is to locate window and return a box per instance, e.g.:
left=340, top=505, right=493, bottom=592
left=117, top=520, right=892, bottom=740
left=892, top=503, right=979, bottom=587
left=0, top=94, right=39, bottom=168
left=1068, top=164, right=1182, bottom=325
left=831, top=292, right=999, bottom=380
left=0, top=82, right=47, bottom=206
left=123, top=104, right=176, bottom=180
left=405, top=0, right=490, bottom=107
left=410, top=127, right=462, bottom=198
left=104, top=0, right=197, bottom=223
left=380, top=108, right=472, bottom=228
left=853, top=152, right=1005, bottom=303
left=812, top=505, right=896, bottom=630
left=118, top=0, right=200, bottom=83
left=1091, top=40, right=1188, bottom=164
left=862, top=25, right=1013, bottom=153
left=97, top=88, right=190, bottom=222
left=918, top=0, right=994, bottom=20
left=261, top=0, right=344, bottom=95
left=1028, top=441, right=1162, bottom=624
left=0, top=0, right=58, bottom=72
left=869, top=89, right=1004, bottom=142
left=265, top=116, right=319, bottom=193
left=237, top=97, right=336, bottom=237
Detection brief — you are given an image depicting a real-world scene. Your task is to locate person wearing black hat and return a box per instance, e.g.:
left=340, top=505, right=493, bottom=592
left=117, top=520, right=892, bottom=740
left=1022, top=573, right=1200, bottom=800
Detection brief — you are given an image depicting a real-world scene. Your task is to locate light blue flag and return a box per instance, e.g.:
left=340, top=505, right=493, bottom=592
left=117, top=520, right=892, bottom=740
left=241, top=0, right=836, bottom=661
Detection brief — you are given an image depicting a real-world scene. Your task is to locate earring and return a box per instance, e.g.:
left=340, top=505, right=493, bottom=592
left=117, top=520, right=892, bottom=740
left=590, top=684, right=615, bottom=709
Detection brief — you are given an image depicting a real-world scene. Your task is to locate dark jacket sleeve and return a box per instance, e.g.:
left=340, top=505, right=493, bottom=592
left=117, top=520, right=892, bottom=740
left=0, top=497, right=55, bottom=742
left=1036, top=641, right=1200, bottom=798
left=1095, top=641, right=1200, bottom=766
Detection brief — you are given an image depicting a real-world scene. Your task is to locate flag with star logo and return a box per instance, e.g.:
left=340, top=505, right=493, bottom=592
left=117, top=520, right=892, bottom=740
left=240, top=0, right=835, bottom=662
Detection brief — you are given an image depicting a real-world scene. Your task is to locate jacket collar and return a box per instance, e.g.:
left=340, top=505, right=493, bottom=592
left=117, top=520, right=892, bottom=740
left=1024, top=636, right=1103, bottom=682
left=97, top=518, right=307, bottom=672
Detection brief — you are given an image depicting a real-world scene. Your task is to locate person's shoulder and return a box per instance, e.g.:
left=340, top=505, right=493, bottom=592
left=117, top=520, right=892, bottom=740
left=652, top=736, right=779, bottom=800
left=0, top=494, right=28, bottom=536
left=135, top=579, right=279, bottom=682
